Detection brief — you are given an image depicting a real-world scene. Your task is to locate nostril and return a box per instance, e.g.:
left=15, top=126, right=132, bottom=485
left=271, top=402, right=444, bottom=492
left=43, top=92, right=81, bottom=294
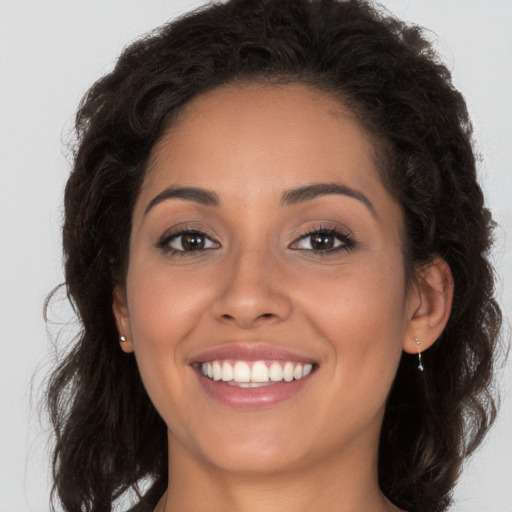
left=221, top=313, right=274, bottom=321
left=218, top=311, right=278, bottom=329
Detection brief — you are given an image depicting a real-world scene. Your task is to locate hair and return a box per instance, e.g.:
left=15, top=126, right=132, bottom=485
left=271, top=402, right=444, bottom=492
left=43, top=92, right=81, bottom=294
left=45, top=1, right=502, bottom=511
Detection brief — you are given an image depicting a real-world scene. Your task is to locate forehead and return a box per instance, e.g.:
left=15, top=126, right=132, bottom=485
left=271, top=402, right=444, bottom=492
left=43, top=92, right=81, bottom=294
left=137, top=82, right=397, bottom=219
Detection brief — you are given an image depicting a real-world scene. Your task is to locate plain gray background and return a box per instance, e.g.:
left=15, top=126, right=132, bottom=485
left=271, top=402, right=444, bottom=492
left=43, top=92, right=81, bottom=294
left=0, top=1, right=511, bottom=511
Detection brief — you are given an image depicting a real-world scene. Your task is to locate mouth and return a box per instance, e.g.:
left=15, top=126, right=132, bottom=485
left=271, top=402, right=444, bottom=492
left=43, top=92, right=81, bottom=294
left=195, top=359, right=315, bottom=387
left=189, top=344, right=318, bottom=409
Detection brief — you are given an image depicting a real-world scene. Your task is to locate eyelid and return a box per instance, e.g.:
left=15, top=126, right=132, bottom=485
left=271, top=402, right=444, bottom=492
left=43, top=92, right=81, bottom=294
left=155, top=222, right=355, bottom=256
left=289, top=224, right=356, bottom=253
left=156, top=226, right=220, bottom=254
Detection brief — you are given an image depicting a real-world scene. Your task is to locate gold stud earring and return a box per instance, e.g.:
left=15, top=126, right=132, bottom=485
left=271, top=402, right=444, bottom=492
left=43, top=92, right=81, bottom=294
left=415, top=337, right=424, bottom=372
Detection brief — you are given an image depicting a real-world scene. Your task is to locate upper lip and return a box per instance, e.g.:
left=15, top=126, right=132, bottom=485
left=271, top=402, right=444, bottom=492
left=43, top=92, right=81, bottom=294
left=188, top=343, right=317, bottom=365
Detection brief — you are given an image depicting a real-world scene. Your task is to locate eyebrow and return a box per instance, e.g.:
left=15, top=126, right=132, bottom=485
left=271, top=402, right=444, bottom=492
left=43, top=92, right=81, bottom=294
left=144, top=181, right=375, bottom=217
left=144, top=186, right=220, bottom=215
left=281, top=182, right=376, bottom=216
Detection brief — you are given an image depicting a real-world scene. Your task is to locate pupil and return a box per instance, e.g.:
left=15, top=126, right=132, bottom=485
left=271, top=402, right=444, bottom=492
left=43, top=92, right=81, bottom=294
left=311, top=234, right=334, bottom=250
left=182, top=233, right=204, bottom=250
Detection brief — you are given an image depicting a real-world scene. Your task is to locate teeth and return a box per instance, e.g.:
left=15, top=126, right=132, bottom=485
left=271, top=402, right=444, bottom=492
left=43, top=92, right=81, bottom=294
left=233, top=361, right=251, bottom=382
left=212, top=361, right=222, bottom=381
left=251, top=361, right=269, bottom=382
left=269, top=362, right=284, bottom=381
left=283, top=362, right=294, bottom=382
left=229, top=382, right=271, bottom=388
left=221, top=361, right=234, bottom=381
left=200, top=359, right=314, bottom=384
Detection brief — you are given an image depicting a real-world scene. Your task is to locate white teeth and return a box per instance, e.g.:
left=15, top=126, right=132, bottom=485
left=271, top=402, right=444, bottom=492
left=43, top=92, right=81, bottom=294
left=230, top=382, right=271, bottom=388
left=233, top=361, right=251, bottom=382
left=200, top=359, right=314, bottom=383
left=212, top=361, right=222, bottom=381
left=283, top=362, right=294, bottom=382
left=251, top=361, right=270, bottom=382
left=269, top=362, right=284, bottom=381
left=221, top=361, right=234, bottom=381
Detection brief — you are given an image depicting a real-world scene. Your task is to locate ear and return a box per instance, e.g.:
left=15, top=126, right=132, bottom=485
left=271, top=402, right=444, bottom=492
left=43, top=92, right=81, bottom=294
left=403, top=257, right=454, bottom=354
left=113, top=284, right=134, bottom=353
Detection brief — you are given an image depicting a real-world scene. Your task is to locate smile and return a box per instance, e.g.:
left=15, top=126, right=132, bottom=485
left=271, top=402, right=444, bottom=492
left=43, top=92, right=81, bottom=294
left=190, top=345, right=318, bottom=408
left=200, top=360, right=314, bottom=386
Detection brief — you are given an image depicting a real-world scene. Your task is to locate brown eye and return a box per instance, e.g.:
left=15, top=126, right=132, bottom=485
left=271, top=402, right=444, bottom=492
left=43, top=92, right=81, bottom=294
left=310, top=233, right=336, bottom=250
left=180, top=233, right=206, bottom=251
left=161, top=230, right=219, bottom=253
left=290, top=228, right=354, bottom=253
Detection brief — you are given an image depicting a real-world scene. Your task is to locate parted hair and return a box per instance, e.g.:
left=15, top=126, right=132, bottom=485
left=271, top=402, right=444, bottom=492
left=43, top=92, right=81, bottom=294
left=46, top=1, right=502, bottom=511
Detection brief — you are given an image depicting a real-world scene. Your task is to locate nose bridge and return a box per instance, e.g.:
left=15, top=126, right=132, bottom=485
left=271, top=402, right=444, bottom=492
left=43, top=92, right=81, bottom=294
left=212, top=243, right=292, bottom=327
left=232, top=246, right=275, bottom=295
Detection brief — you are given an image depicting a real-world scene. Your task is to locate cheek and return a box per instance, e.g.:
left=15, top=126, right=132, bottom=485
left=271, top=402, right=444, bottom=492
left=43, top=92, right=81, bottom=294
left=294, top=256, right=407, bottom=412
left=127, top=261, right=211, bottom=342
left=298, top=253, right=407, bottom=338
left=124, top=262, right=214, bottom=418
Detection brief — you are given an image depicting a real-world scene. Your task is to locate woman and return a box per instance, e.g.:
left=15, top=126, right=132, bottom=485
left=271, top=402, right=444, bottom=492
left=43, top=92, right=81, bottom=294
left=45, top=0, right=502, bottom=511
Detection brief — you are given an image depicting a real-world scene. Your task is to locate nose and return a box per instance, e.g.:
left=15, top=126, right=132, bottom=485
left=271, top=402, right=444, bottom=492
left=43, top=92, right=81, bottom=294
left=211, top=249, right=292, bottom=329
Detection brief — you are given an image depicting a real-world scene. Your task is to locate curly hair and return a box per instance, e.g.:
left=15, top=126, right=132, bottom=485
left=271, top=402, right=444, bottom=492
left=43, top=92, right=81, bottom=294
left=45, top=1, right=502, bottom=511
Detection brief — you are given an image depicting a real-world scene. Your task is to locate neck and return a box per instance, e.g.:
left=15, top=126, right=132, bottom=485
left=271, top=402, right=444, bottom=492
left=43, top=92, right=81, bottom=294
left=157, top=433, right=401, bottom=512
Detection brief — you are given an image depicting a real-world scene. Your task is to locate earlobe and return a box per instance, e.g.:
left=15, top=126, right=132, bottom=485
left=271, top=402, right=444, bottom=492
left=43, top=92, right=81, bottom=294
left=113, top=285, right=134, bottom=353
left=403, top=257, right=454, bottom=354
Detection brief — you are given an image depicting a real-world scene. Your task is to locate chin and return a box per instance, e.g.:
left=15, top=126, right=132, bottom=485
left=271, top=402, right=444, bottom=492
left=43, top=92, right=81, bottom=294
left=178, top=419, right=312, bottom=475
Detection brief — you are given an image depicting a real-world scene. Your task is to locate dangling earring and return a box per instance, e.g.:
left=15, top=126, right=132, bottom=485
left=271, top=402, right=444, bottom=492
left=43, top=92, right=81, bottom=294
left=415, top=337, right=424, bottom=372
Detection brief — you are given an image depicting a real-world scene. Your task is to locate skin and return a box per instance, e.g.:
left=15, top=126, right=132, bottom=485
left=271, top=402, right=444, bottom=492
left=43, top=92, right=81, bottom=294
left=114, top=83, right=453, bottom=512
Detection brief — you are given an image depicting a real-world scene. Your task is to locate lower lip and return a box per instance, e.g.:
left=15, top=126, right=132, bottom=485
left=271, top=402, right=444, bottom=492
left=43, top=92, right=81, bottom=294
left=195, top=370, right=313, bottom=409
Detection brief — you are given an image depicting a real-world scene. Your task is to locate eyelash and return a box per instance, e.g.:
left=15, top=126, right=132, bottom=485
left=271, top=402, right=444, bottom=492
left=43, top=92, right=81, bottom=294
left=156, top=228, right=220, bottom=256
left=156, top=225, right=356, bottom=256
left=290, top=225, right=356, bottom=255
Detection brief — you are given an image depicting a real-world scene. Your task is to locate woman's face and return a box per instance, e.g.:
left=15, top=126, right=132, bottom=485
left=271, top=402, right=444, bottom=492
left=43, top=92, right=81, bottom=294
left=115, top=83, right=419, bottom=475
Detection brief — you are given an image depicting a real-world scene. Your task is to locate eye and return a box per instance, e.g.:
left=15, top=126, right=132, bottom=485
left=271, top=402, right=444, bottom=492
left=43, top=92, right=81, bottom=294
left=290, top=227, right=355, bottom=253
left=157, top=229, right=220, bottom=254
